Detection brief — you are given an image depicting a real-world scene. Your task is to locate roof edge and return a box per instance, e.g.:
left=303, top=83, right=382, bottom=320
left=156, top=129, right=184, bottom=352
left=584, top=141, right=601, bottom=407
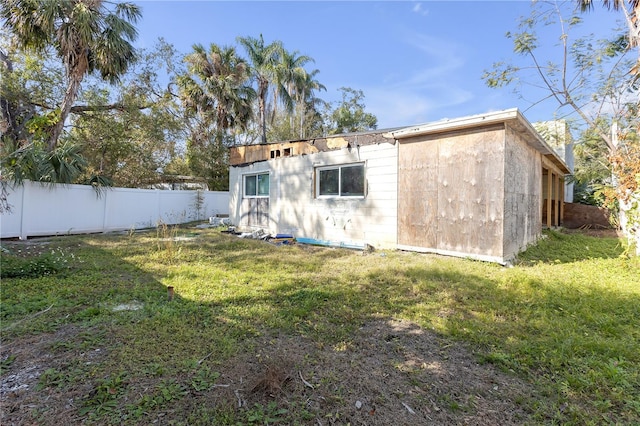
left=390, top=108, right=520, bottom=139
left=391, top=108, right=570, bottom=174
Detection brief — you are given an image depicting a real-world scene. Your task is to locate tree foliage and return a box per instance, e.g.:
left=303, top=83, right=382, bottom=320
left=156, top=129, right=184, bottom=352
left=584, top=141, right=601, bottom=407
left=578, top=0, right=639, bottom=77
left=177, top=42, right=256, bottom=190
left=483, top=0, right=639, bottom=248
left=1, top=0, right=141, bottom=151
left=1, top=31, right=185, bottom=190
left=0, top=31, right=63, bottom=151
left=327, top=87, right=378, bottom=135
left=0, top=0, right=377, bottom=207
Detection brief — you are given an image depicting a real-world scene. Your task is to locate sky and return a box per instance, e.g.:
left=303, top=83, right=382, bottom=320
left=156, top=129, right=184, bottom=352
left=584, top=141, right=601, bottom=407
left=132, top=1, right=624, bottom=130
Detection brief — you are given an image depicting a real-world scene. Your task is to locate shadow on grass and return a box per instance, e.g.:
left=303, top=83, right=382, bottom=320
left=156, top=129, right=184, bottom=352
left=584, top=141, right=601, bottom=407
left=2, top=230, right=639, bottom=425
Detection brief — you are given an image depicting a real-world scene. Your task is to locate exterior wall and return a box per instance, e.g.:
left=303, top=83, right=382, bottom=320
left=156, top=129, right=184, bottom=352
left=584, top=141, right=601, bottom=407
left=1, top=181, right=229, bottom=239
left=229, top=142, right=398, bottom=248
left=228, top=110, right=568, bottom=263
left=397, top=125, right=507, bottom=262
left=503, top=125, right=543, bottom=260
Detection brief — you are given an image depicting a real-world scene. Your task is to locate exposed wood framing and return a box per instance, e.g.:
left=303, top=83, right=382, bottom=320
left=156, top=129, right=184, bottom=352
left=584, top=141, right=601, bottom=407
left=542, top=155, right=566, bottom=228
left=230, top=132, right=394, bottom=166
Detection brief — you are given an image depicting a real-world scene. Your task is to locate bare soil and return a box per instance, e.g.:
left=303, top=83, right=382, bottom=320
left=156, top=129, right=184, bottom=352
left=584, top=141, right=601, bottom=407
left=1, top=318, right=541, bottom=425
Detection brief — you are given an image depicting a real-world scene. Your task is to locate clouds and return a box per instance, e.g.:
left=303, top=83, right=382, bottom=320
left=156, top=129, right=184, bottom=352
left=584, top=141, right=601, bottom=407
left=359, top=31, right=475, bottom=128
left=412, top=2, right=429, bottom=17
left=365, top=85, right=473, bottom=129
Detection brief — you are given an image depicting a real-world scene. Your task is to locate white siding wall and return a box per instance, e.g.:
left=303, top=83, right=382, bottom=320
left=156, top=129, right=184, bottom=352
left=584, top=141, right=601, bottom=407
left=229, top=143, right=398, bottom=248
left=1, top=181, right=229, bottom=239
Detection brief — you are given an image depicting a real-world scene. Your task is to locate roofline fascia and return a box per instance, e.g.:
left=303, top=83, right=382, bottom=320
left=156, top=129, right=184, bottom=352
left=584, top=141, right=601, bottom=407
left=390, top=108, right=520, bottom=139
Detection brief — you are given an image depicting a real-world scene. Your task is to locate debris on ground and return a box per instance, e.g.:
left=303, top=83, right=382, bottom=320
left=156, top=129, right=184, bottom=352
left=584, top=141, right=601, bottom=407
left=208, top=217, right=231, bottom=227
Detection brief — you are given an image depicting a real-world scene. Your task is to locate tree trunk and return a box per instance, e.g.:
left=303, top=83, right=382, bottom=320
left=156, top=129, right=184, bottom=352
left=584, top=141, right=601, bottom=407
left=0, top=49, right=21, bottom=149
left=258, top=79, right=268, bottom=144
left=48, top=72, right=83, bottom=151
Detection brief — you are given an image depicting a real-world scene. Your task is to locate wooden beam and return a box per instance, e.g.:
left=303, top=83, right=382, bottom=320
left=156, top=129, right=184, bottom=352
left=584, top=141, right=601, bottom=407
left=559, top=176, right=565, bottom=225
left=546, top=169, right=552, bottom=228
left=553, top=175, right=560, bottom=226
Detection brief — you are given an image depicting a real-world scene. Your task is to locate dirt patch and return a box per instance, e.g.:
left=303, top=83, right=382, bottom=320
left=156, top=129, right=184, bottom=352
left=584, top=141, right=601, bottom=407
left=189, top=318, right=539, bottom=425
left=1, top=325, right=107, bottom=425
left=1, top=320, right=540, bottom=425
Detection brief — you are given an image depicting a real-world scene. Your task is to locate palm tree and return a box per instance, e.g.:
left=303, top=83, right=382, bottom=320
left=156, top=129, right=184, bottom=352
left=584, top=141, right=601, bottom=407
left=293, top=68, right=326, bottom=138
left=236, top=34, right=283, bottom=144
left=272, top=48, right=313, bottom=125
left=178, top=43, right=255, bottom=189
left=0, top=0, right=141, bottom=151
left=179, top=43, right=255, bottom=134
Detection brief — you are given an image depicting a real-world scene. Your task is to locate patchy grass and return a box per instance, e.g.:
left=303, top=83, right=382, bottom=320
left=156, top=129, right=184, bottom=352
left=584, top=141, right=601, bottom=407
left=1, top=227, right=638, bottom=425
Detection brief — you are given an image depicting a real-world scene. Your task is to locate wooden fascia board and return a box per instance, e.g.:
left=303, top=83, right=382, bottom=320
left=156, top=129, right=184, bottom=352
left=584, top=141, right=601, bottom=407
left=507, top=112, right=571, bottom=175
left=542, top=155, right=567, bottom=176
left=390, top=108, right=521, bottom=139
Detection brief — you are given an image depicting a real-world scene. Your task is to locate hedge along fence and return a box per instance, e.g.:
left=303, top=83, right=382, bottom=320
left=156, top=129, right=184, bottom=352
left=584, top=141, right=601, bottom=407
left=0, top=180, right=229, bottom=240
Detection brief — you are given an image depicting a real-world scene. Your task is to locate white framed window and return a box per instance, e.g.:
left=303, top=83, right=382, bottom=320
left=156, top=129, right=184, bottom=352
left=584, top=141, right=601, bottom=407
left=316, top=163, right=365, bottom=198
left=244, top=172, right=270, bottom=198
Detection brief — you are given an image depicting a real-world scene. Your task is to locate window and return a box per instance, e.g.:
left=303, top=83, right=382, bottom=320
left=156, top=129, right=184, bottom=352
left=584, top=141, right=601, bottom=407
left=244, top=173, right=269, bottom=197
left=316, top=164, right=365, bottom=197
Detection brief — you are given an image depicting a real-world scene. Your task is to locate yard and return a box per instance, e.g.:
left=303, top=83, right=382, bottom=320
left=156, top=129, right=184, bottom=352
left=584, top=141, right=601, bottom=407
left=1, top=225, right=638, bottom=425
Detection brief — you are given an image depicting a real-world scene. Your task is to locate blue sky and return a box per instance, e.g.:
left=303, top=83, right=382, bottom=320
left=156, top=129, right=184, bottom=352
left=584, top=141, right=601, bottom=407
left=133, top=1, right=622, bottom=129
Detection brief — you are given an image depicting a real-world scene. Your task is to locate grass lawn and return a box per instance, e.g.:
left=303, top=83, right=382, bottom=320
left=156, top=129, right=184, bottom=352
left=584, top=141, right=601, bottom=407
left=1, top=226, right=638, bottom=425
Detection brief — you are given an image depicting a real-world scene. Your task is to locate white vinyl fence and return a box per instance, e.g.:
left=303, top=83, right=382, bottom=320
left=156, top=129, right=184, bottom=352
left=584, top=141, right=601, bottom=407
left=0, top=180, right=229, bottom=239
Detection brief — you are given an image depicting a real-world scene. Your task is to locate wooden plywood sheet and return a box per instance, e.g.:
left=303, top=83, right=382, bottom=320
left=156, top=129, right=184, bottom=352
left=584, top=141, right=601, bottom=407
left=436, top=129, right=504, bottom=256
left=397, top=126, right=505, bottom=258
left=502, top=125, right=543, bottom=257
left=397, top=140, right=438, bottom=248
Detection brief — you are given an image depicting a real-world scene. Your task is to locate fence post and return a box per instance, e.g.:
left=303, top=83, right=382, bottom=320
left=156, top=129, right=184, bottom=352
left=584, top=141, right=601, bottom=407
left=157, top=189, right=161, bottom=226
left=19, top=181, right=28, bottom=240
left=101, top=188, right=109, bottom=233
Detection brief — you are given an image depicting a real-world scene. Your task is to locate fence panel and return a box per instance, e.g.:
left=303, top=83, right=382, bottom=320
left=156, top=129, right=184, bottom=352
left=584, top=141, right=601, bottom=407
left=0, top=181, right=229, bottom=239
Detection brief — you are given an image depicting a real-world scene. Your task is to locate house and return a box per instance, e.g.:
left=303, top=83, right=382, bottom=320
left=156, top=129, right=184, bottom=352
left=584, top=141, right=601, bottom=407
left=228, top=108, right=570, bottom=264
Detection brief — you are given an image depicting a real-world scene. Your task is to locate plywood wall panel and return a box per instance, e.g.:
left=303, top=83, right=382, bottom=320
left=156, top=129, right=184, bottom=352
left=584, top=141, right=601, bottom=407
left=397, top=139, right=439, bottom=248
left=435, top=128, right=505, bottom=257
